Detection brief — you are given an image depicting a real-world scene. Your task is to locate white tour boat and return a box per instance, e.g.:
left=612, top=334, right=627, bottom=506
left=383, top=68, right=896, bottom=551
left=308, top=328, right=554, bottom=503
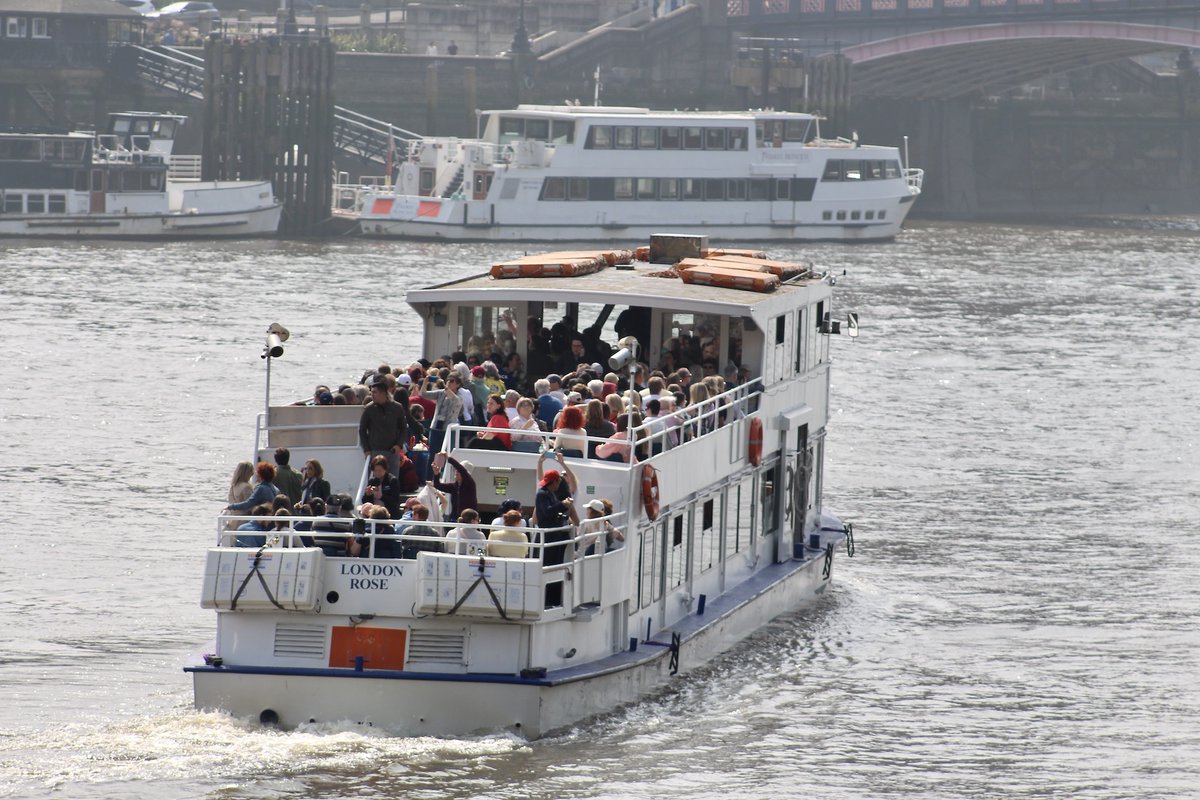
left=353, top=105, right=922, bottom=242
left=0, top=112, right=281, bottom=238
left=186, top=234, right=855, bottom=738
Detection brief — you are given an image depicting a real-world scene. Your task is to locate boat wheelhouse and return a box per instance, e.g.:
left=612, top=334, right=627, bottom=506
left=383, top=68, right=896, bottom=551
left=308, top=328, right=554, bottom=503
left=0, top=111, right=281, bottom=238
left=186, top=234, right=855, bottom=737
left=353, top=105, right=922, bottom=242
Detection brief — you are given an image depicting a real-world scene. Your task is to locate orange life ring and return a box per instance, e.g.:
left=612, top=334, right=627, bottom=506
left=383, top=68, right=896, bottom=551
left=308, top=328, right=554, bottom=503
left=641, top=464, right=660, bottom=521
left=748, top=417, right=764, bottom=466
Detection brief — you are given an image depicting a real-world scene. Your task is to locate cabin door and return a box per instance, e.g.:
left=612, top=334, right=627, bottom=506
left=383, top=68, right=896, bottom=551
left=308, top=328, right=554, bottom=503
left=788, top=425, right=811, bottom=558
left=770, top=177, right=794, bottom=223
left=89, top=170, right=106, bottom=212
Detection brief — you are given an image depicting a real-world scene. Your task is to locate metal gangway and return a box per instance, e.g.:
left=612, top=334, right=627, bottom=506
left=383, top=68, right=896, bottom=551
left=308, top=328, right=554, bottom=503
left=128, top=44, right=421, bottom=166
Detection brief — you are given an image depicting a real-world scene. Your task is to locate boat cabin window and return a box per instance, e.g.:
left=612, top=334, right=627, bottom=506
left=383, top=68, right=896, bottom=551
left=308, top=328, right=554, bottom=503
left=704, top=128, right=726, bottom=150
left=2, top=193, right=21, bottom=213
left=540, top=177, right=566, bottom=200
left=614, top=126, right=636, bottom=149
left=6, top=17, right=28, bottom=37
left=637, top=177, right=656, bottom=200
left=683, top=127, right=703, bottom=150
left=551, top=120, right=574, bottom=144
left=48, top=194, right=65, bottom=213
left=661, top=311, right=721, bottom=374
left=26, top=194, right=44, bottom=213
left=525, top=118, right=549, bottom=140
left=499, top=116, right=526, bottom=144
left=32, top=17, right=47, bottom=38
left=615, top=177, right=634, bottom=200
left=496, top=116, right=571, bottom=144
left=0, top=139, right=41, bottom=160
left=456, top=304, right=521, bottom=360
left=658, top=178, right=678, bottom=200
left=681, top=178, right=702, bottom=200
left=638, top=127, right=658, bottom=149
left=586, top=125, right=613, bottom=149
left=567, top=177, right=588, bottom=200
left=755, top=119, right=810, bottom=146
left=660, top=127, right=681, bottom=149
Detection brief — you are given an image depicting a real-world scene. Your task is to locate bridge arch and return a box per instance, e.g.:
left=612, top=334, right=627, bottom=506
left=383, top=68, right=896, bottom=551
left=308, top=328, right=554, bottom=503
left=844, top=21, right=1200, bottom=98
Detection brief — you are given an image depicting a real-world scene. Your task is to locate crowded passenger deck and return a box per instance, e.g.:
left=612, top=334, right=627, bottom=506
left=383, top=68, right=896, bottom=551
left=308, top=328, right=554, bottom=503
left=190, top=234, right=852, bottom=737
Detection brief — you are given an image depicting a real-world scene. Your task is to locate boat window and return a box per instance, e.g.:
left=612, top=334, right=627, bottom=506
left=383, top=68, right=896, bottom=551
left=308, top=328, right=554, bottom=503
left=775, top=315, right=786, bottom=345
left=867, top=161, right=883, bottom=179
left=885, top=160, right=900, bottom=179
left=586, top=125, right=613, bottom=149
left=636, top=177, right=656, bottom=199
left=664, top=311, right=720, bottom=372
left=74, top=170, right=88, bottom=192
left=851, top=210, right=860, bottom=221
left=32, top=17, right=47, bottom=38
left=759, top=459, right=780, bottom=536
left=822, top=211, right=832, bottom=220
left=48, top=194, right=65, bottom=213
left=2, top=193, right=20, bottom=213
left=614, top=177, right=634, bottom=200
left=728, top=128, right=749, bottom=150
left=456, top=304, right=521, bottom=358
left=773, top=179, right=790, bottom=201
left=794, top=308, right=805, bottom=373
left=748, top=178, right=769, bottom=200
left=638, top=518, right=656, bottom=608
left=540, top=177, right=566, bottom=200
left=865, top=210, right=875, bottom=220
left=822, top=160, right=842, bottom=181
left=637, top=127, right=658, bottom=149
left=726, top=478, right=754, bottom=555
left=27, top=194, right=44, bottom=213
left=567, top=177, right=589, bottom=200
left=784, top=119, right=809, bottom=141
left=550, top=120, right=574, bottom=144
left=63, top=141, right=87, bottom=161
left=681, top=178, right=702, bottom=200
left=727, top=179, right=746, bottom=200
left=698, top=496, right=719, bottom=574
left=703, top=179, right=724, bottom=200
left=156, top=119, right=178, bottom=139
left=525, top=118, right=549, bottom=141
left=728, top=317, right=744, bottom=368
left=658, top=178, right=678, bottom=200
left=6, top=17, right=27, bottom=37
left=614, top=126, right=636, bottom=149
left=878, top=210, right=887, bottom=220
left=792, top=177, right=816, bottom=202
left=133, top=120, right=152, bottom=134
left=704, top=128, right=726, bottom=150
left=844, top=161, right=863, bottom=180
left=146, top=171, right=163, bottom=190
left=758, top=120, right=784, bottom=147
left=42, top=140, right=60, bottom=160
left=588, top=177, right=615, bottom=201
left=0, top=139, right=41, bottom=160
left=111, top=118, right=131, bottom=134
left=660, top=127, right=681, bottom=149
left=682, top=127, right=703, bottom=150
left=836, top=210, right=846, bottom=220
left=499, top=116, right=525, bottom=143
left=814, top=300, right=827, bottom=365
left=667, top=513, right=687, bottom=589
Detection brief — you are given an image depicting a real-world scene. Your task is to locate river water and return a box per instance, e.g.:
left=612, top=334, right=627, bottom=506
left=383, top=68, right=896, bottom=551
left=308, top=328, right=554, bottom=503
left=1, top=221, right=1198, bottom=799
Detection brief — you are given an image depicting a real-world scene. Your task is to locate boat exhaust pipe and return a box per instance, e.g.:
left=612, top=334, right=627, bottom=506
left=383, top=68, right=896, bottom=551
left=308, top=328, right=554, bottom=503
left=259, top=708, right=280, bottom=727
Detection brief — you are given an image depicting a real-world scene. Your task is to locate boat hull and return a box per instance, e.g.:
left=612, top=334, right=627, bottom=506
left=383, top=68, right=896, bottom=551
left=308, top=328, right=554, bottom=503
left=188, top=548, right=837, bottom=738
left=0, top=203, right=282, bottom=239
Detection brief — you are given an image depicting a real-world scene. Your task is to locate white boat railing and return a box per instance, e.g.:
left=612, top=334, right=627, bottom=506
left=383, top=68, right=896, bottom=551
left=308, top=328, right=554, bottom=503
left=169, top=154, right=203, bottom=182
left=905, top=167, right=924, bottom=194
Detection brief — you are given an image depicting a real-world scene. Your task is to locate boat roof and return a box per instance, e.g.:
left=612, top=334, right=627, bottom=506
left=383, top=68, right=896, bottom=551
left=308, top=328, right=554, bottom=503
left=482, top=105, right=817, bottom=122
left=406, top=260, right=826, bottom=319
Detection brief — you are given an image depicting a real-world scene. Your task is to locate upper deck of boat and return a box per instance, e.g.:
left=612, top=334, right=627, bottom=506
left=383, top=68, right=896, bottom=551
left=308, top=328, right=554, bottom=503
left=406, top=260, right=827, bottom=319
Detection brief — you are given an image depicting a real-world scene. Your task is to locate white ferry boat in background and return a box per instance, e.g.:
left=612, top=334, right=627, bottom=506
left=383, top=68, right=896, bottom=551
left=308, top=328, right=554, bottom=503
left=353, top=105, right=922, bottom=242
left=186, top=234, right=856, bottom=738
left=0, top=112, right=281, bottom=238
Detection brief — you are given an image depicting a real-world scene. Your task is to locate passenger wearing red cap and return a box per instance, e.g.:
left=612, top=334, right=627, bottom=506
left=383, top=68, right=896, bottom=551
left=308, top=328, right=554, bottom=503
left=534, top=451, right=580, bottom=602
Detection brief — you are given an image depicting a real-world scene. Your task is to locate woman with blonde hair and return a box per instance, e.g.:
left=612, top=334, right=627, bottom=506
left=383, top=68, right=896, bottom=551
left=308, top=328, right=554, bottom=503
left=226, top=461, right=254, bottom=530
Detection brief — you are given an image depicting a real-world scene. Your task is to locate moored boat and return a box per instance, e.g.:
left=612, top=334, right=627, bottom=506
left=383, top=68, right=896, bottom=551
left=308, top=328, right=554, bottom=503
left=186, top=233, right=856, bottom=738
left=0, top=112, right=281, bottom=238
left=352, top=104, right=922, bottom=242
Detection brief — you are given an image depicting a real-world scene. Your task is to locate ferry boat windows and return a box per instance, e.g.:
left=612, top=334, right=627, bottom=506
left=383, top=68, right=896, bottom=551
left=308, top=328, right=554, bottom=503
left=26, top=194, right=44, bottom=213
left=775, top=316, right=786, bottom=346
left=850, top=210, right=860, bottom=221
left=636, top=178, right=656, bottom=200
left=682, top=127, right=703, bottom=150
left=681, top=179, right=702, bottom=201
left=525, top=118, right=550, bottom=141
left=48, top=194, right=65, bottom=213
left=835, top=210, right=846, bottom=221
left=784, top=120, right=809, bottom=141
left=588, top=178, right=615, bottom=201
left=418, top=168, right=435, bottom=197
left=878, top=210, right=887, bottom=220
left=637, top=127, right=658, bottom=149
left=698, top=496, right=719, bottom=574
left=473, top=171, right=493, bottom=200
left=614, top=126, right=637, bottom=150
left=2, top=194, right=20, bottom=213
left=867, top=161, right=884, bottom=180
left=586, top=125, right=613, bottom=149
left=864, top=210, right=874, bottom=220
left=729, top=128, right=749, bottom=150
left=704, top=128, right=726, bottom=150
left=667, top=513, right=687, bottom=589
left=0, top=139, right=41, bottom=160
left=658, top=178, right=678, bottom=200
left=568, top=177, right=589, bottom=200
left=822, top=211, right=832, bottom=220
left=499, top=116, right=526, bottom=143
left=704, top=179, right=724, bottom=200
left=727, top=179, right=746, bottom=201
left=551, top=120, right=574, bottom=144
left=540, top=177, right=566, bottom=200
left=793, top=308, right=806, bottom=374
left=659, top=127, right=681, bottom=149
left=614, top=177, right=634, bottom=200
left=774, top=179, right=790, bottom=201
left=759, top=459, right=781, bottom=538
left=885, top=161, right=900, bottom=179
left=748, top=179, right=769, bottom=201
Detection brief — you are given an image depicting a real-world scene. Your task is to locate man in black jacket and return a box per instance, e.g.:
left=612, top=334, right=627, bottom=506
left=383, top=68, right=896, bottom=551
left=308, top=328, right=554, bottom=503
left=359, top=378, right=409, bottom=476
